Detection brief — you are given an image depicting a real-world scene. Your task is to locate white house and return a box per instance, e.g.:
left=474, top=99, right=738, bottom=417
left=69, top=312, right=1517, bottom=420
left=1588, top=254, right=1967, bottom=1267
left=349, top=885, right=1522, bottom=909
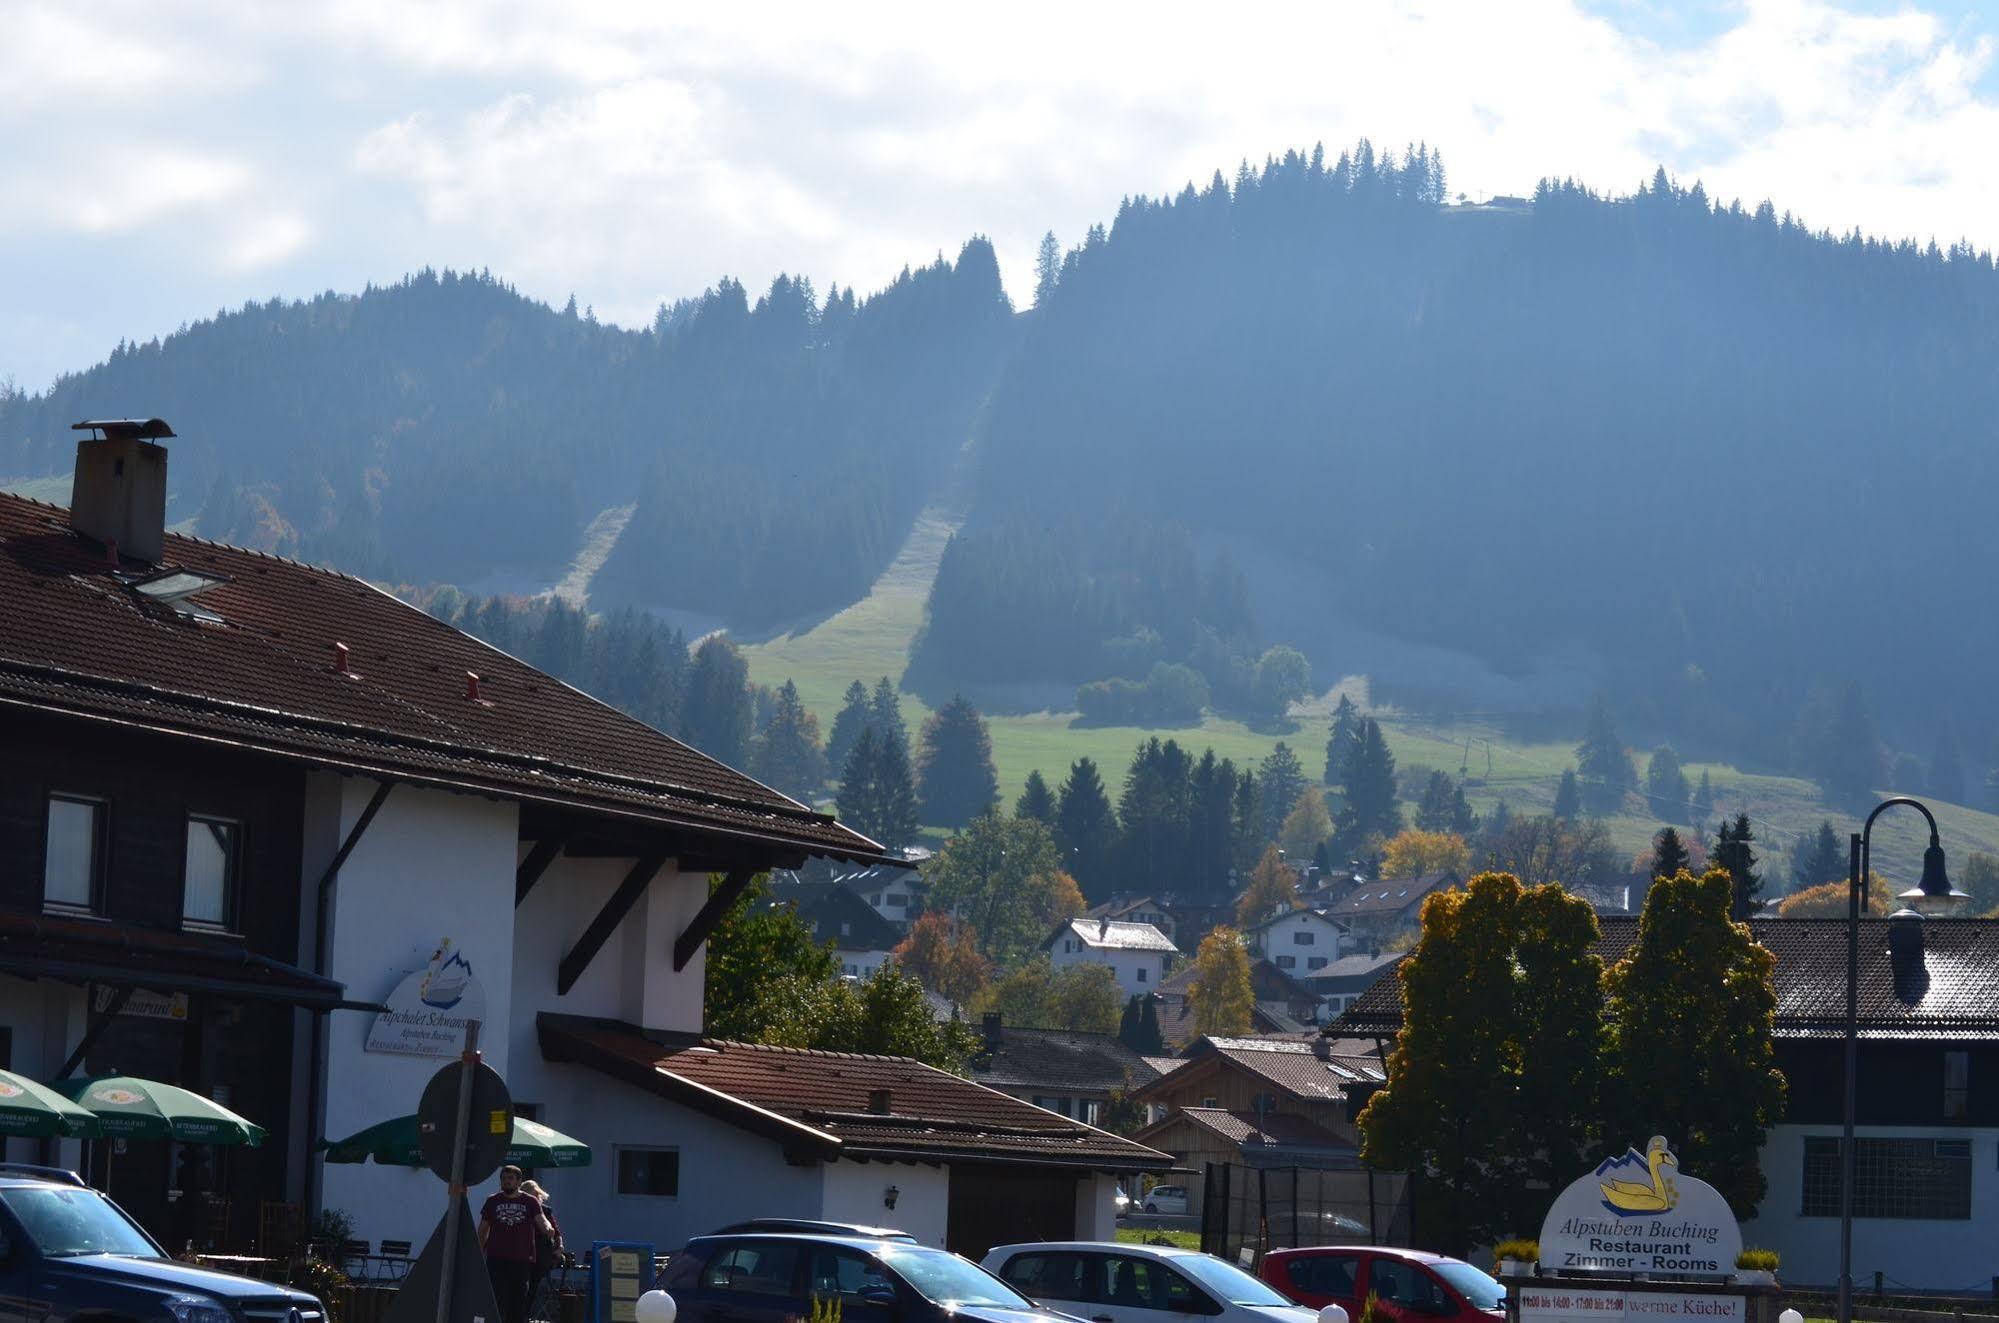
left=1046, top=918, right=1178, bottom=999
left=1241, top=908, right=1351, bottom=974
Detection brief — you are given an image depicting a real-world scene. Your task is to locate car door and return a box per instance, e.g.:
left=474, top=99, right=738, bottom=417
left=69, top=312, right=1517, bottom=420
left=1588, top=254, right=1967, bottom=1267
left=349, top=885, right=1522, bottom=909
left=690, top=1241, right=808, bottom=1323
left=992, top=1250, right=1098, bottom=1317
left=803, top=1245, right=900, bottom=1320
left=1360, top=1258, right=1453, bottom=1323
left=0, top=1218, right=30, bottom=1323
left=1089, top=1254, right=1221, bottom=1323
left=1276, top=1251, right=1363, bottom=1313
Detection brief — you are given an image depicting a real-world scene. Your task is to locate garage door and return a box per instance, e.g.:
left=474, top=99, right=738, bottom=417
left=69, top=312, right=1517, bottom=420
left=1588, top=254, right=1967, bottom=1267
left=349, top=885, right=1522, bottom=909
left=946, top=1166, right=1078, bottom=1258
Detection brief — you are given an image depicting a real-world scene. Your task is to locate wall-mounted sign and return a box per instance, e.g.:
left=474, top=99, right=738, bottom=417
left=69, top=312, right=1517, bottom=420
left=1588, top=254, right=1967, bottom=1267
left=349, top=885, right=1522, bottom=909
left=366, top=939, right=488, bottom=1058
left=1519, top=1287, right=1745, bottom=1323
left=590, top=1241, right=655, bottom=1323
left=1538, top=1137, right=1741, bottom=1275
left=93, top=986, right=188, bottom=1020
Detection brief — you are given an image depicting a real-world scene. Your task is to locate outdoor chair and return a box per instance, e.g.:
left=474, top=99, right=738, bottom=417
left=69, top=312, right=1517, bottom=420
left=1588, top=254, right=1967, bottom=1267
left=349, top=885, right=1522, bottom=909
left=377, top=1240, right=413, bottom=1281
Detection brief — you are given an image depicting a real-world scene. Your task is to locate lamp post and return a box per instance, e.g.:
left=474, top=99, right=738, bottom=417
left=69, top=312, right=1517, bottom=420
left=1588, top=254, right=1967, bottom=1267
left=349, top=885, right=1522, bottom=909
left=1838, top=797, right=1969, bottom=1323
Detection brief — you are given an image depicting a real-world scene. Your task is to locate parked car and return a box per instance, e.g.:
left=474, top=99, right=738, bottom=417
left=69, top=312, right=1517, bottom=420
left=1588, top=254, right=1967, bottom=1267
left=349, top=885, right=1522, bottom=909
left=657, top=1231, right=1075, bottom=1323
left=985, top=1241, right=1323, bottom=1323
left=708, top=1218, right=917, bottom=1243
left=1260, top=1247, right=1505, bottom=1323
left=1140, top=1185, right=1189, bottom=1214
left=1113, top=1187, right=1133, bottom=1216
left=0, top=1166, right=329, bottom=1323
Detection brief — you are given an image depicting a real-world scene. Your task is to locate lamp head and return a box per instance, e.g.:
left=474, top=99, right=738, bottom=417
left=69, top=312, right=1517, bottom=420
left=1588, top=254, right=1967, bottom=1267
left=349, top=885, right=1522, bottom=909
left=1900, top=839, right=1970, bottom=917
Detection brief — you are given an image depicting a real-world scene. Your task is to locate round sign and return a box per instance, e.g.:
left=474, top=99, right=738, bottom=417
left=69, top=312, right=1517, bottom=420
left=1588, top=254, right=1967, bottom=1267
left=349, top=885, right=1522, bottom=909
left=92, top=1088, right=144, bottom=1106
left=416, top=1060, right=512, bottom=1185
left=0, top=1081, right=23, bottom=1099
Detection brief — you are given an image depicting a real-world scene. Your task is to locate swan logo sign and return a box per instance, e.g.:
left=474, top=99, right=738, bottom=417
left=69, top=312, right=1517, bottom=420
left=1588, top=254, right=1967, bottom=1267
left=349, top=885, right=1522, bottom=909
left=1540, top=1137, right=1741, bottom=1275
left=366, top=939, right=488, bottom=1057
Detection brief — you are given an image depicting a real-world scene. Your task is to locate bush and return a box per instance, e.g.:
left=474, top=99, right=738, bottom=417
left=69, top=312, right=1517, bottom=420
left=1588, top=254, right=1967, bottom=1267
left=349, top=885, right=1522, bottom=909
left=1735, top=1249, right=1779, bottom=1272
left=1493, top=1239, right=1540, bottom=1263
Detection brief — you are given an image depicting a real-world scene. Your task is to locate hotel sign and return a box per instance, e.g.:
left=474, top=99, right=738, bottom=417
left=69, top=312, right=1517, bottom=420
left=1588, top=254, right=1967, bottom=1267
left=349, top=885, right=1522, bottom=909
left=1538, top=1137, right=1742, bottom=1275
left=365, top=939, right=487, bottom=1057
left=1519, top=1288, right=1744, bottom=1323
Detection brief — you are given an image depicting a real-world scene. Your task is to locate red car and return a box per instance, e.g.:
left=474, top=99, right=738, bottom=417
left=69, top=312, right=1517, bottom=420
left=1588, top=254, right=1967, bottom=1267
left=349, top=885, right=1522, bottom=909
left=1261, top=1248, right=1505, bottom=1323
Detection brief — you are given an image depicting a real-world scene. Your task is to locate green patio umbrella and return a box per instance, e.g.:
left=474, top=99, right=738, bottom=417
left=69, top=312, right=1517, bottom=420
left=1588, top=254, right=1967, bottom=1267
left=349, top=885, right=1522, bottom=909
left=0, top=1069, right=102, bottom=1138
left=49, top=1075, right=265, bottom=1146
left=324, top=1114, right=591, bottom=1168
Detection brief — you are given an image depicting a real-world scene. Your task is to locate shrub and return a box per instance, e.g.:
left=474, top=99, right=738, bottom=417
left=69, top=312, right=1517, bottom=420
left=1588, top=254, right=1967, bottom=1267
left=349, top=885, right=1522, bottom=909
left=1494, top=1240, right=1540, bottom=1263
left=1356, top=1294, right=1384, bottom=1323
left=1735, top=1249, right=1780, bottom=1272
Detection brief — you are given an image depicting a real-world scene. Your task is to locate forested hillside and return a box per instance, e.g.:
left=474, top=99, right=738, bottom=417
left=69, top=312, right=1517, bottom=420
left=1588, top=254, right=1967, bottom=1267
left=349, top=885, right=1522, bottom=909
left=956, top=142, right=1999, bottom=774
left=0, top=240, right=1013, bottom=625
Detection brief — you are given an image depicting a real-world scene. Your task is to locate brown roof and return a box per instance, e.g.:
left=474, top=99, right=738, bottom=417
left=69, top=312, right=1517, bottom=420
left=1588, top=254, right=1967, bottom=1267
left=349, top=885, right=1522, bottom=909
left=970, top=1025, right=1163, bottom=1095
left=0, top=493, right=882, bottom=864
left=1332, top=872, right=1460, bottom=918
left=1133, top=1036, right=1383, bottom=1106
left=0, top=909, right=353, bottom=1010
left=539, top=1014, right=1174, bottom=1171
left=1150, top=992, right=1297, bottom=1052
left=1337, top=916, right=1999, bottom=1040
left=1159, top=957, right=1312, bottom=1002
left=1138, top=1106, right=1357, bottom=1153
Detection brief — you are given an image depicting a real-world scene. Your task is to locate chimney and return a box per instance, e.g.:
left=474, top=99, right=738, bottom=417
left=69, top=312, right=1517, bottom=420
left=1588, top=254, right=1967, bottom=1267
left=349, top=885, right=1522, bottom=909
left=1887, top=907, right=1925, bottom=961
left=1099, top=915, right=1110, bottom=938
left=69, top=418, right=173, bottom=564
left=981, top=1011, right=1003, bottom=1051
left=866, top=1088, right=893, bottom=1115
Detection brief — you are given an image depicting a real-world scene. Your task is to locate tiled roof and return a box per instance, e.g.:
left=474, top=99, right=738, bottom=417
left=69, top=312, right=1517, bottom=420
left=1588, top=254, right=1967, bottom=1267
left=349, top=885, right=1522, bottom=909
left=1193, top=1037, right=1385, bottom=1101
left=539, top=1014, right=1173, bottom=1171
left=1337, top=916, right=1999, bottom=1040
left=1051, top=918, right=1178, bottom=953
left=969, top=1025, right=1162, bottom=1094
left=1333, top=872, right=1460, bottom=917
left=1151, top=993, right=1296, bottom=1052
left=0, top=493, right=882, bottom=863
left=1301, top=951, right=1406, bottom=984
left=1160, top=957, right=1313, bottom=1003
left=765, top=878, right=904, bottom=951
left=1141, top=1106, right=1357, bottom=1152
left=1241, top=908, right=1349, bottom=937
left=1141, top=1055, right=1188, bottom=1079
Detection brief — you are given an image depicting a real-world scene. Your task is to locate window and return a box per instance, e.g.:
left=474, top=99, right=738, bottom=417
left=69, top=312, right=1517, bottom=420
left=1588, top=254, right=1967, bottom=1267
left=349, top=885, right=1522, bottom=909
left=182, top=815, right=240, bottom=928
left=807, top=1246, right=895, bottom=1306
left=1095, top=1255, right=1218, bottom=1314
left=1136, top=966, right=1148, bottom=984
left=1944, top=1051, right=1970, bottom=1120
left=1294, top=931, right=1315, bottom=945
left=1801, top=1137, right=1971, bottom=1218
left=998, top=1251, right=1092, bottom=1302
left=887, top=893, right=908, bottom=907
left=1307, top=956, right=1329, bottom=970
left=1032, top=1095, right=1073, bottom=1118
left=1368, top=1259, right=1451, bottom=1312
left=44, top=795, right=105, bottom=912
left=703, top=1243, right=801, bottom=1296
left=1083, top=1100, right=1102, bottom=1125
left=1276, top=954, right=1296, bottom=969
left=615, top=1146, right=680, bottom=1197
left=1288, top=1253, right=1361, bottom=1298
left=1063, top=940, right=1075, bottom=954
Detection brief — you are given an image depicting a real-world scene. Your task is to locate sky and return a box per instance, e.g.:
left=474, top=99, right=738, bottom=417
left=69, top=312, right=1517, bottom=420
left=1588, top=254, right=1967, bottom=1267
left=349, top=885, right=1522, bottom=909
left=4, top=0, right=1999, bottom=396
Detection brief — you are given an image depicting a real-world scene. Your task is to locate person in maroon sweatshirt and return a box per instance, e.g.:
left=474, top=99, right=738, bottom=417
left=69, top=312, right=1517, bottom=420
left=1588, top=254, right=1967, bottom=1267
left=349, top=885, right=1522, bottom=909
left=479, top=1166, right=553, bottom=1323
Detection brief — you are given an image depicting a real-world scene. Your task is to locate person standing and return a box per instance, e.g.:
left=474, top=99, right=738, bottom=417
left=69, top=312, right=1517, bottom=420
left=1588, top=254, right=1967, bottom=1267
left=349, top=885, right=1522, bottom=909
left=480, top=1166, right=551, bottom=1323
left=520, top=1179, right=565, bottom=1314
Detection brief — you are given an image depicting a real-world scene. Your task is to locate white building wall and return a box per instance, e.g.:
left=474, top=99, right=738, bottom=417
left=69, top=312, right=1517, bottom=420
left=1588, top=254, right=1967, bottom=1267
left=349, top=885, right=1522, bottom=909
left=822, top=1160, right=949, bottom=1249
left=1074, top=1173, right=1121, bottom=1240
left=1252, top=912, right=1347, bottom=970
left=0, top=975, right=86, bottom=1170
left=1744, top=1123, right=1999, bottom=1289
left=1048, top=941, right=1165, bottom=1000
left=835, top=949, right=893, bottom=979
left=319, top=780, right=520, bottom=1249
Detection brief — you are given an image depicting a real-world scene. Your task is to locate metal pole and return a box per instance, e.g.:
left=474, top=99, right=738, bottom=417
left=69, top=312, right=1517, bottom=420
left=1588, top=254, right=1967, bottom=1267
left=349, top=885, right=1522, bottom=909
left=437, top=1019, right=481, bottom=1323
left=1838, top=834, right=1860, bottom=1323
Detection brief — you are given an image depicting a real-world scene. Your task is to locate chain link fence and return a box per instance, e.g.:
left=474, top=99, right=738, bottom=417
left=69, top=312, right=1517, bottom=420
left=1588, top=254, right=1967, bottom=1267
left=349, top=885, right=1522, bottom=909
left=1198, top=1162, right=1411, bottom=1265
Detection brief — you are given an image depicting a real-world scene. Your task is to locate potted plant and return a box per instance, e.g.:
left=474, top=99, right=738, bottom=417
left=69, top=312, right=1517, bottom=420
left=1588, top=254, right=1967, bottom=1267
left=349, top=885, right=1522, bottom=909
left=1733, top=1249, right=1779, bottom=1286
left=1494, top=1241, right=1539, bottom=1277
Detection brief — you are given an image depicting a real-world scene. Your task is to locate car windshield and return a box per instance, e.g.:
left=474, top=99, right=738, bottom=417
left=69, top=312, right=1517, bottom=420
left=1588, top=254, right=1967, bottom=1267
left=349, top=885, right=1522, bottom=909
left=1174, top=1254, right=1297, bottom=1306
left=883, top=1247, right=1035, bottom=1309
left=1, top=1188, right=160, bottom=1258
left=1432, top=1262, right=1504, bottom=1310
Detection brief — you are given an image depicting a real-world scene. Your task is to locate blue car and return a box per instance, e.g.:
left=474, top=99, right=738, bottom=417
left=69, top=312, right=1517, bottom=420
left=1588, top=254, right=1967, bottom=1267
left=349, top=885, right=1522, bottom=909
left=656, top=1233, right=1080, bottom=1323
left=0, top=1165, right=326, bottom=1323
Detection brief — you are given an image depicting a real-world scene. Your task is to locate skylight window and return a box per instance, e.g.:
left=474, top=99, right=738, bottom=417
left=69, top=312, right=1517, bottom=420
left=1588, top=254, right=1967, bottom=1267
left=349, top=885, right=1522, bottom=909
left=121, top=566, right=229, bottom=623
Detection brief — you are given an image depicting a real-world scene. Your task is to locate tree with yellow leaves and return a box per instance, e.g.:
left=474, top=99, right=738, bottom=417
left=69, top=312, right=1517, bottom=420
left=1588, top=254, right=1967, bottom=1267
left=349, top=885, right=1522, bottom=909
left=1235, top=845, right=1299, bottom=926
left=1188, top=926, right=1254, bottom=1035
left=1775, top=874, right=1894, bottom=917
left=1279, top=786, right=1335, bottom=862
left=1380, top=829, right=1469, bottom=880
left=892, top=911, right=990, bottom=1005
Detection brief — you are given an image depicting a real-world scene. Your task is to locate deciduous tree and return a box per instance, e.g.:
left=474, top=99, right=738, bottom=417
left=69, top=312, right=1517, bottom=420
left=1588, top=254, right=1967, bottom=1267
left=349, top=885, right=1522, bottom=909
left=893, top=912, right=990, bottom=1005
left=704, top=873, right=836, bottom=1042
left=1776, top=875, right=1894, bottom=916
left=969, top=958, right=1122, bottom=1034
left=1188, top=927, right=1254, bottom=1035
left=1380, top=829, right=1469, bottom=880
left=1279, top=787, right=1334, bottom=862
left=924, top=813, right=1080, bottom=963
left=1235, top=845, right=1299, bottom=926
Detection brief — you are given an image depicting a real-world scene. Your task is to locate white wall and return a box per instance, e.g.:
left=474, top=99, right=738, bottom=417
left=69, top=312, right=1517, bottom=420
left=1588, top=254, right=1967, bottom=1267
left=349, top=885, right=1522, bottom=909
left=1744, top=1123, right=1999, bottom=1289
left=319, top=780, right=520, bottom=1248
left=836, top=949, right=893, bottom=979
left=0, top=975, right=86, bottom=1169
left=1074, top=1173, right=1121, bottom=1240
left=822, top=1160, right=949, bottom=1249
left=1049, top=943, right=1164, bottom=1000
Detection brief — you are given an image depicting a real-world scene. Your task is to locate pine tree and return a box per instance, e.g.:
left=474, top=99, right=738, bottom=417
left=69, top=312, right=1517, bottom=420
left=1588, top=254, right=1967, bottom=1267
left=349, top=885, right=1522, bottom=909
left=1576, top=694, right=1635, bottom=814
left=1644, top=746, right=1691, bottom=823
left=825, top=680, right=871, bottom=780
left=1118, top=995, right=1166, bottom=1054
left=751, top=679, right=826, bottom=800
left=869, top=676, right=909, bottom=751
left=1257, top=742, right=1308, bottom=847
left=1552, top=769, right=1582, bottom=821
left=915, top=694, right=1000, bottom=828
left=1690, top=770, right=1715, bottom=827
left=874, top=726, right=921, bottom=851
left=838, top=727, right=919, bottom=852
left=1814, top=684, right=1880, bottom=809
left=1650, top=827, right=1690, bottom=879
left=1931, top=730, right=1967, bottom=805
left=1324, top=695, right=1361, bottom=784
left=684, top=635, right=754, bottom=767
left=1336, top=719, right=1402, bottom=849
left=1055, top=757, right=1119, bottom=900
left=1789, top=819, right=1845, bottom=893
left=1034, top=231, right=1062, bottom=306
left=1188, top=751, right=1243, bottom=895
left=1712, top=814, right=1764, bottom=918
left=1415, top=771, right=1459, bottom=832
left=1015, top=770, right=1057, bottom=825
left=1119, top=738, right=1196, bottom=892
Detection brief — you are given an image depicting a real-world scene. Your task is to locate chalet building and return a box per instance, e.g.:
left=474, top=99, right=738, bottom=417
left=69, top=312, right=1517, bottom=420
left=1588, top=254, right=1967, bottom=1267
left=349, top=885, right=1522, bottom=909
left=1045, top=917, right=1177, bottom=999
left=1150, top=958, right=1321, bottom=1051
left=1241, top=908, right=1352, bottom=974
left=965, top=1013, right=1163, bottom=1125
left=1083, top=895, right=1179, bottom=947
left=832, top=856, right=929, bottom=931
left=1301, top=950, right=1404, bottom=1020
left=1329, top=871, right=1460, bottom=938
left=0, top=418, right=1160, bottom=1257
left=766, top=875, right=904, bottom=978
left=1336, top=915, right=1999, bottom=1290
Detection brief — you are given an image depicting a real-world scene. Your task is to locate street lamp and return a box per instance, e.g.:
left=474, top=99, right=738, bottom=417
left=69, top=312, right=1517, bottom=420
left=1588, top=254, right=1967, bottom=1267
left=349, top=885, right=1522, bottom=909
left=1838, top=797, right=1969, bottom=1323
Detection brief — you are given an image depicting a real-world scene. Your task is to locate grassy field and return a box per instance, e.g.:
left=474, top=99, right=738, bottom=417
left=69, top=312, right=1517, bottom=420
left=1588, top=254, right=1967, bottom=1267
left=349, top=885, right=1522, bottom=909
left=1115, top=1227, right=1201, bottom=1249
left=739, top=499, right=1999, bottom=887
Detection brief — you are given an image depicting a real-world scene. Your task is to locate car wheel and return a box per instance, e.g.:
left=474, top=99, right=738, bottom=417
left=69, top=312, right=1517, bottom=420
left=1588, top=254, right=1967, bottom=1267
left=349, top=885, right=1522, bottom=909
left=1144, top=1202, right=1157, bottom=1213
